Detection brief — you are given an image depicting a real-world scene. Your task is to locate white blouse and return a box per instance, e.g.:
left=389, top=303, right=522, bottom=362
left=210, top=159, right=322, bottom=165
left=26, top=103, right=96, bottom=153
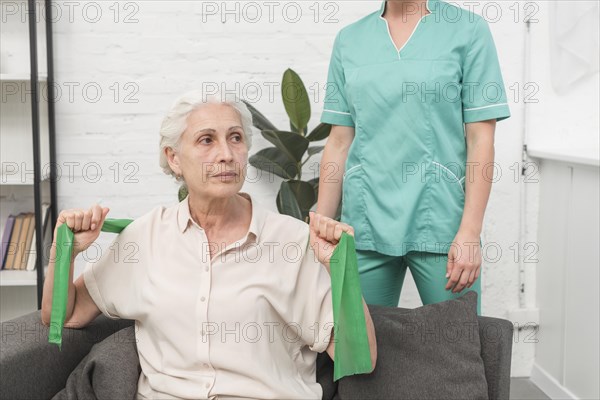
left=83, top=192, right=334, bottom=399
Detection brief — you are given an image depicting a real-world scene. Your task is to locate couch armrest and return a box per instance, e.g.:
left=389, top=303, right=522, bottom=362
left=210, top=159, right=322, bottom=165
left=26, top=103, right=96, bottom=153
left=477, top=316, right=514, bottom=400
left=0, top=310, right=134, bottom=400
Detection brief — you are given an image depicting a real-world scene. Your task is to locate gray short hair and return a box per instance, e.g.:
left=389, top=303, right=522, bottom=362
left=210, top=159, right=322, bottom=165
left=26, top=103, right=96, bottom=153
left=159, top=90, right=254, bottom=182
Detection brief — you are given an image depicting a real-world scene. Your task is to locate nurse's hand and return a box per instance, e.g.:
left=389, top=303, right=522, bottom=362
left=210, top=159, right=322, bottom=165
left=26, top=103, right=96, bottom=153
left=445, top=231, right=482, bottom=293
left=308, top=211, right=355, bottom=271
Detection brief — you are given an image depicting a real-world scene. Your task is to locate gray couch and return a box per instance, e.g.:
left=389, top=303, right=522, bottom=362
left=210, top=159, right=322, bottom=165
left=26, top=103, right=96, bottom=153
left=0, top=293, right=513, bottom=399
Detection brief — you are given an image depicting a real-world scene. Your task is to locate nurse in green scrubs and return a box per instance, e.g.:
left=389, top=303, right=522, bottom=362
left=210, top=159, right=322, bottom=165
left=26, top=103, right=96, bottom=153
left=316, top=0, right=511, bottom=315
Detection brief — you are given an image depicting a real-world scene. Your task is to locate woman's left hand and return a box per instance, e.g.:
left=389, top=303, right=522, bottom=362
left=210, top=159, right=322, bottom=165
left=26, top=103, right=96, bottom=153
left=308, top=211, right=355, bottom=269
left=445, top=230, right=482, bottom=293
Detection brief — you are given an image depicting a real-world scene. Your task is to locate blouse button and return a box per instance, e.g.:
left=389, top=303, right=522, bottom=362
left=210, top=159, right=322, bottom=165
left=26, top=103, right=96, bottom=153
left=205, top=383, right=210, bottom=389
left=205, top=266, right=209, bottom=272
left=201, top=296, right=206, bottom=302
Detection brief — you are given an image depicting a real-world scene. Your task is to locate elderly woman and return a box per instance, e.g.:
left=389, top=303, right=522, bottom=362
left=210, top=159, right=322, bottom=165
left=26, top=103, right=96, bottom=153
left=41, top=91, right=377, bottom=400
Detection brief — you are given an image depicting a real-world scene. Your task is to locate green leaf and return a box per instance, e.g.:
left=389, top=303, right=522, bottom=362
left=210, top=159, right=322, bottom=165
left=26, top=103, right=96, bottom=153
left=307, top=177, right=320, bottom=200
left=305, top=177, right=340, bottom=220
left=242, top=100, right=278, bottom=131
left=282, top=69, right=311, bottom=134
left=178, top=185, right=188, bottom=202
left=306, top=123, right=332, bottom=142
left=277, top=181, right=303, bottom=220
left=307, top=146, right=325, bottom=157
left=286, top=180, right=316, bottom=213
left=289, top=122, right=309, bottom=136
left=307, top=177, right=320, bottom=194
left=249, top=147, right=298, bottom=179
left=261, top=130, right=309, bottom=164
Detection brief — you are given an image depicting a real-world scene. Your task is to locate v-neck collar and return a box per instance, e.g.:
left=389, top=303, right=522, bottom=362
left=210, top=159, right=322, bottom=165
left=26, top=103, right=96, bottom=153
left=378, top=0, right=438, bottom=58
left=379, top=0, right=437, bottom=17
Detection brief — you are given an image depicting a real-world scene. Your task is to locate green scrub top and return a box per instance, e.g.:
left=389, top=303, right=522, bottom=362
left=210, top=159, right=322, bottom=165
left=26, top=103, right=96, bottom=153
left=321, top=0, right=511, bottom=256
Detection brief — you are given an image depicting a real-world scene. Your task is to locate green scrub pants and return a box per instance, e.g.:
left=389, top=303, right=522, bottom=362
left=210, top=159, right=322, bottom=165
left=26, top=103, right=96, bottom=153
left=357, top=249, right=482, bottom=316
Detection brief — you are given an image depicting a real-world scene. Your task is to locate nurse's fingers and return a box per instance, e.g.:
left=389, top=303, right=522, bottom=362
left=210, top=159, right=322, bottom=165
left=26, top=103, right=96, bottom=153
left=455, top=269, right=471, bottom=293
left=466, top=269, right=477, bottom=289
left=467, top=266, right=481, bottom=288
left=445, top=255, right=456, bottom=290
left=447, top=267, right=463, bottom=292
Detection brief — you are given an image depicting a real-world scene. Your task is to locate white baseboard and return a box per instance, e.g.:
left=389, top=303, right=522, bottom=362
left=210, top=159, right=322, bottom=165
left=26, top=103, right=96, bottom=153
left=531, top=363, right=578, bottom=400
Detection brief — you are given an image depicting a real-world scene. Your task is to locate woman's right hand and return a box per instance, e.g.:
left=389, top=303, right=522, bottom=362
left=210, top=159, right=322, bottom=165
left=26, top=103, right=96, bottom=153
left=308, top=211, right=355, bottom=270
left=54, top=205, right=110, bottom=257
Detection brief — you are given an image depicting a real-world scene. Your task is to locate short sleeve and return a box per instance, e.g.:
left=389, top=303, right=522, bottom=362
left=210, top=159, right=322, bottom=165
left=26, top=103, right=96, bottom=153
left=461, top=17, right=511, bottom=123
left=321, top=31, right=355, bottom=127
left=292, top=238, right=335, bottom=354
left=83, top=225, right=141, bottom=320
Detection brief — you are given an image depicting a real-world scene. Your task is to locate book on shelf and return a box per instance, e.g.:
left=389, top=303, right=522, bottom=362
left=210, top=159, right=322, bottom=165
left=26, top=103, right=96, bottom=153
left=1, top=203, right=51, bottom=271
left=25, top=203, right=51, bottom=271
left=12, top=213, right=33, bottom=270
left=1, top=215, right=16, bottom=268
left=25, top=225, right=38, bottom=271
left=2, top=213, right=25, bottom=270
left=20, top=213, right=36, bottom=269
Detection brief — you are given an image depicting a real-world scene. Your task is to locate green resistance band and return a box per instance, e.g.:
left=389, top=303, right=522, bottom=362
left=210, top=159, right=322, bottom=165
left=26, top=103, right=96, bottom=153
left=329, top=231, right=373, bottom=381
left=49, top=221, right=372, bottom=380
left=48, top=219, right=133, bottom=350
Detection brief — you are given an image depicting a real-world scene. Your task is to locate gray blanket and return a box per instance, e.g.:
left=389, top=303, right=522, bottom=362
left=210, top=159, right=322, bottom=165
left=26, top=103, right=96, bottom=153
left=50, top=325, right=337, bottom=400
left=51, top=326, right=141, bottom=400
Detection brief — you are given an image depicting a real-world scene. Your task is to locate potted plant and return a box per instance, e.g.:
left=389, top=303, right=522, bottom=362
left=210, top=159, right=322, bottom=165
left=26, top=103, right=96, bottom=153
left=178, top=68, right=342, bottom=222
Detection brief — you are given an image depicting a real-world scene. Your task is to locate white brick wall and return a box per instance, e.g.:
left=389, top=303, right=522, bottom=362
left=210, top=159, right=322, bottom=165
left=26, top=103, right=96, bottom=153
left=2, top=0, right=534, bottom=376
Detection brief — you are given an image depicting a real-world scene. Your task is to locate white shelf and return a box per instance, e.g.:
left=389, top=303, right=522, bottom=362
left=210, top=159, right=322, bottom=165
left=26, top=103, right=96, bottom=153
left=1, top=77, right=51, bottom=186
left=0, top=73, right=47, bottom=81
left=0, top=170, right=52, bottom=186
left=0, top=265, right=47, bottom=287
left=1, top=0, right=53, bottom=321
left=528, top=147, right=600, bottom=168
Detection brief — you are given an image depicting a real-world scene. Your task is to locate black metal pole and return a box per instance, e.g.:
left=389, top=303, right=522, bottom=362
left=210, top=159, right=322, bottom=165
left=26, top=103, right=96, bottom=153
left=27, top=0, right=43, bottom=309
left=45, top=0, right=58, bottom=251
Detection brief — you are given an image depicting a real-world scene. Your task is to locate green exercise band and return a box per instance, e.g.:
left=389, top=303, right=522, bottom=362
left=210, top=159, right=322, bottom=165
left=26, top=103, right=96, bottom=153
left=48, top=219, right=133, bottom=350
left=48, top=221, right=372, bottom=380
left=330, top=231, right=373, bottom=380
